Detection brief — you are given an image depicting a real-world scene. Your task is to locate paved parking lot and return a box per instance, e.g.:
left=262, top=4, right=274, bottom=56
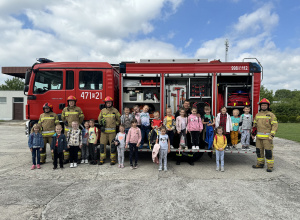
left=0, top=124, right=299, bottom=220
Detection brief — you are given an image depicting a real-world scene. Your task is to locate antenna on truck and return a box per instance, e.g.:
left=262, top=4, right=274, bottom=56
left=225, top=39, right=229, bottom=62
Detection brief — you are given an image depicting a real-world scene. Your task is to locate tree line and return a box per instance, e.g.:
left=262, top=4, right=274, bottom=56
left=260, top=85, right=300, bottom=123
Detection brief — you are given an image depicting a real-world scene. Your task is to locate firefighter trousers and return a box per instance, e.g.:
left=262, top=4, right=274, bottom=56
left=41, top=136, right=52, bottom=163
left=100, top=132, right=116, bottom=162
left=255, top=138, right=274, bottom=169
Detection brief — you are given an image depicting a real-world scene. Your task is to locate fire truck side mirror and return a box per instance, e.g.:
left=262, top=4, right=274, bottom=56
left=99, top=104, right=105, bottom=110
left=24, top=85, right=29, bottom=93
left=59, top=103, right=65, bottom=110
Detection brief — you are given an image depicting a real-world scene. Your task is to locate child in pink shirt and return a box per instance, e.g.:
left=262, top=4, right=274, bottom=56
left=126, top=118, right=142, bottom=169
left=187, top=107, right=203, bottom=150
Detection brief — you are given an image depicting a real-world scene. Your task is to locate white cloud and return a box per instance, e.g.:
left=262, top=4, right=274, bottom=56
left=184, top=38, right=193, bottom=48
left=0, top=1, right=299, bottom=93
left=0, top=0, right=184, bottom=83
left=195, top=3, right=300, bottom=91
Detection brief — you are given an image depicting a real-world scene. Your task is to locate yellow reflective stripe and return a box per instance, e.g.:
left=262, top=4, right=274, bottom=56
left=55, top=120, right=60, bottom=123
left=257, top=134, right=269, bottom=138
left=42, top=117, right=55, bottom=120
left=176, top=154, right=182, bottom=156
left=271, top=131, right=276, bottom=134
left=267, top=160, right=274, bottom=163
left=103, top=114, right=116, bottom=117
left=256, top=116, right=271, bottom=119
left=257, top=158, right=264, bottom=161
left=65, top=112, right=79, bottom=116
left=271, top=121, right=278, bottom=124
left=42, top=132, right=55, bottom=136
left=104, top=130, right=116, bottom=133
left=253, top=120, right=256, bottom=123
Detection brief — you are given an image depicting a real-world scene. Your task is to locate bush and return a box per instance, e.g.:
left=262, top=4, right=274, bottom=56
left=277, top=115, right=288, bottom=123
left=296, top=116, right=300, bottom=123
left=289, top=116, right=297, bottom=123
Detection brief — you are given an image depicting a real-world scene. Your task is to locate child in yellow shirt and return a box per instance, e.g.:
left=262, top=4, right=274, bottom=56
left=214, top=126, right=227, bottom=172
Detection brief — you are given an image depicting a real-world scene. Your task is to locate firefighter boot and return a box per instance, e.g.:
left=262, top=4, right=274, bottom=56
left=176, top=153, right=182, bottom=165
left=252, top=164, right=264, bottom=169
left=266, top=149, right=274, bottom=172
left=110, top=144, right=117, bottom=165
left=99, top=144, right=106, bottom=165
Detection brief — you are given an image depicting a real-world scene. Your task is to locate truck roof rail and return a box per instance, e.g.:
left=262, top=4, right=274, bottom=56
left=139, top=59, right=208, bottom=63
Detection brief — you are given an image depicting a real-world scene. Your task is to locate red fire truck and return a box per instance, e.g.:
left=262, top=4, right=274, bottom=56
left=24, top=58, right=262, bottom=147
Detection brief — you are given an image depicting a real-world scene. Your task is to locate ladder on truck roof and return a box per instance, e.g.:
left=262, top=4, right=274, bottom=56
left=139, top=59, right=208, bottom=63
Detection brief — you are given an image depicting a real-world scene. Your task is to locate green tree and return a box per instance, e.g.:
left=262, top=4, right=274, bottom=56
left=274, top=89, right=293, bottom=100
left=260, top=85, right=274, bottom=103
left=0, top=77, right=24, bottom=90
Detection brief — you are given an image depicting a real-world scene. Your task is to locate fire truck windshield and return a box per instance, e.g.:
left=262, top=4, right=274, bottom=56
left=33, top=70, right=63, bottom=94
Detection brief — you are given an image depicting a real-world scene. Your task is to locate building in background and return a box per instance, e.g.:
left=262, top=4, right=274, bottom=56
left=1, top=67, right=29, bottom=120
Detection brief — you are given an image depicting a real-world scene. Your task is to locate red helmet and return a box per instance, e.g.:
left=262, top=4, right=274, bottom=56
left=43, top=102, right=53, bottom=110
left=259, top=98, right=270, bottom=105
left=67, top=96, right=77, bottom=102
left=104, top=96, right=113, bottom=102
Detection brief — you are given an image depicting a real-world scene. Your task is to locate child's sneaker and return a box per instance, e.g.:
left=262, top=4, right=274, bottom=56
left=81, top=159, right=85, bottom=164
left=170, top=145, right=174, bottom=149
left=70, top=163, right=74, bottom=168
left=121, top=164, right=125, bottom=168
left=74, top=163, right=77, bottom=168
left=242, top=146, right=246, bottom=151
left=185, top=146, right=188, bottom=150
left=196, top=146, right=199, bottom=150
left=216, top=166, right=219, bottom=171
left=158, top=167, right=162, bottom=171
left=130, top=165, right=134, bottom=170
left=134, top=164, right=138, bottom=169
left=37, top=164, right=41, bottom=169
left=118, top=164, right=121, bottom=168
left=85, top=159, right=88, bottom=164
left=221, top=167, right=225, bottom=172
left=164, top=167, right=168, bottom=171
left=192, top=146, right=196, bottom=150
left=246, top=146, right=251, bottom=151
left=31, top=165, right=35, bottom=170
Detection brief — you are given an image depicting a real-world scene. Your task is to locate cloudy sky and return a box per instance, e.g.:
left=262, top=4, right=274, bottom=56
left=0, top=0, right=299, bottom=91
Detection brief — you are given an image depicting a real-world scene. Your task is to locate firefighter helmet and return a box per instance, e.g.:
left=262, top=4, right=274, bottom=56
left=43, top=103, right=53, bottom=111
left=259, top=98, right=270, bottom=105
left=104, top=96, right=113, bottom=102
left=67, top=95, right=77, bottom=102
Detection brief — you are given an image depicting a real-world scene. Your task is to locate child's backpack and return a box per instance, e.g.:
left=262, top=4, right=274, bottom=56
left=214, top=135, right=226, bottom=143
left=148, top=129, right=159, bottom=149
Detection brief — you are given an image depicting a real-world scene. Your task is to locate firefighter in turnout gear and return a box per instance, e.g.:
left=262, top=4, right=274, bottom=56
left=252, top=98, right=278, bottom=172
left=98, top=96, right=121, bottom=165
left=38, top=103, right=60, bottom=163
left=61, top=96, right=84, bottom=161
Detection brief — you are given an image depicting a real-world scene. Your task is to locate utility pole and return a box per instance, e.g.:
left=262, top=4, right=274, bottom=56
left=225, top=39, right=229, bottom=62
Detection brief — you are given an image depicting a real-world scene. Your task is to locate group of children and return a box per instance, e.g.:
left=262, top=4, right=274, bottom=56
left=28, top=104, right=253, bottom=172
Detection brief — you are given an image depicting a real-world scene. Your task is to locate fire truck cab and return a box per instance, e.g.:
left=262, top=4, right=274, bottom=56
left=24, top=58, right=119, bottom=133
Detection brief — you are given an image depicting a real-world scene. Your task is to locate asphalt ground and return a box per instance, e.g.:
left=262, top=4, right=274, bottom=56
left=0, top=123, right=299, bottom=220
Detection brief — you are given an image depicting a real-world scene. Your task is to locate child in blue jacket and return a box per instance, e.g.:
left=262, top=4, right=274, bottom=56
left=28, top=123, right=44, bottom=170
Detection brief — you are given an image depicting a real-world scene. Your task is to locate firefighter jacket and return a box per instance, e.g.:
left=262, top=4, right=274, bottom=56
left=61, top=106, right=84, bottom=126
left=253, top=110, right=278, bottom=139
left=38, top=112, right=60, bottom=137
left=98, top=107, right=121, bottom=133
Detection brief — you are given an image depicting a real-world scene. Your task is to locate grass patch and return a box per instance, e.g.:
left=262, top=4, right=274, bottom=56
left=276, top=123, right=300, bottom=142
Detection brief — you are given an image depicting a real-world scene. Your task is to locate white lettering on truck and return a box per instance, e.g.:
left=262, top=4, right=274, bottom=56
left=81, top=92, right=102, bottom=100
